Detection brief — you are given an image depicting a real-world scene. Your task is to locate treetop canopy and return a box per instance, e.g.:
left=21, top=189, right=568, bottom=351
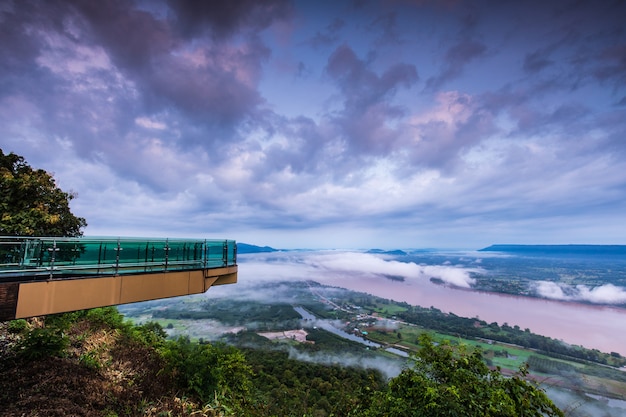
left=0, top=149, right=86, bottom=237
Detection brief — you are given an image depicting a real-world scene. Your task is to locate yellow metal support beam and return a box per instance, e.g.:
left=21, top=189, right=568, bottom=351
left=1, top=266, right=237, bottom=320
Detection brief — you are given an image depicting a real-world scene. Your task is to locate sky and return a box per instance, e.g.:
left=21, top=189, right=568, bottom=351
left=1, top=0, right=625, bottom=249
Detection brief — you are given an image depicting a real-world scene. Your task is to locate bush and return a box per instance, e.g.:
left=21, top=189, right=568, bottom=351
left=133, top=321, right=168, bottom=347
left=15, top=327, right=69, bottom=360
left=364, top=334, right=564, bottom=417
left=85, top=307, right=127, bottom=330
left=7, top=319, right=28, bottom=334
left=160, top=337, right=252, bottom=405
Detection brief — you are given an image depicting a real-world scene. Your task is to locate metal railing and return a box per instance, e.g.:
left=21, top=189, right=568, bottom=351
left=0, top=236, right=237, bottom=281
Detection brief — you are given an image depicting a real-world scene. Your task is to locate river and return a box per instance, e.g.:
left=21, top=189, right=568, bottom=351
left=314, top=273, right=626, bottom=356
left=238, top=251, right=626, bottom=356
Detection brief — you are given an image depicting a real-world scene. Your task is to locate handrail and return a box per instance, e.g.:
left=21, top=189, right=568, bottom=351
left=0, top=236, right=237, bottom=281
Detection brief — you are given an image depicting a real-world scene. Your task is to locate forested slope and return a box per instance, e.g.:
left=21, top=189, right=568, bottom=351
left=0, top=307, right=563, bottom=417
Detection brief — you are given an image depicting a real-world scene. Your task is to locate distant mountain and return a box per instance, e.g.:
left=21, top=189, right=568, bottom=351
left=237, top=243, right=278, bottom=254
left=479, top=244, right=626, bottom=256
left=366, top=249, right=408, bottom=256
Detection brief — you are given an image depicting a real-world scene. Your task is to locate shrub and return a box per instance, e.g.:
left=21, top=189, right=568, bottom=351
left=15, top=327, right=69, bottom=360
left=7, top=319, right=28, bottom=334
left=364, top=334, right=564, bottom=417
left=160, top=337, right=252, bottom=405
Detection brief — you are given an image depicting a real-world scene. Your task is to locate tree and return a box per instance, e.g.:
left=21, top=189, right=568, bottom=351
left=0, top=149, right=86, bottom=236
left=365, top=334, right=564, bottom=417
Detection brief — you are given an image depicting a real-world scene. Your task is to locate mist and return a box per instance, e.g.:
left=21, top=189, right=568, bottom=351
left=544, top=387, right=626, bottom=417
left=236, top=251, right=479, bottom=289
left=533, top=281, right=626, bottom=305
left=286, top=347, right=405, bottom=380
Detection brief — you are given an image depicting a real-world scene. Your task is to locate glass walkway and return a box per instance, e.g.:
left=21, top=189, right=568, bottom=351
left=0, top=236, right=238, bottom=320
left=0, top=236, right=237, bottom=281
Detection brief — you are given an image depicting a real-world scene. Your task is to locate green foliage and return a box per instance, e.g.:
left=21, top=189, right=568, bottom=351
left=85, top=307, right=127, bottom=329
left=12, top=311, right=93, bottom=360
left=44, top=310, right=87, bottom=330
left=0, top=148, right=87, bottom=237
left=365, top=334, right=564, bottom=417
left=7, top=319, right=28, bottom=334
left=242, top=348, right=385, bottom=417
left=527, top=355, right=576, bottom=374
left=154, top=300, right=302, bottom=331
left=160, top=337, right=253, bottom=406
left=15, top=327, right=69, bottom=360
left=79, top=350, right=102, bottom=370
left=136, top=321, right=168, bottom=345
left=1, top=302, right=572, bottom=416
left=81, top=307, right=169, bottom=349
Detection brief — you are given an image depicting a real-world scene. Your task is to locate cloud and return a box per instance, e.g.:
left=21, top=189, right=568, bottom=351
left=368, top=11, right=402, bottom=45
left=523, top=49, right=555, bottom=74
left=426, top=40, right=487, bottom=91
left=286, top=347, right=404, bottom=380
left=307, top=18, right=345, bottom=49
left=238, top=251, right=477, bottom=289
left=2, top=1, right=626, bottom=248
left=533, top=281, right=626, bottom=305
left=167, top=0, right=292, bottom=40
left=323, top=44, right=418, bottom=157
left=404, top=90, right=494, bottom=170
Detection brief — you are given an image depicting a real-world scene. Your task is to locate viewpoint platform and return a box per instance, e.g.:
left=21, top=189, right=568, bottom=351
left=0, top=236, right=237, bottom=321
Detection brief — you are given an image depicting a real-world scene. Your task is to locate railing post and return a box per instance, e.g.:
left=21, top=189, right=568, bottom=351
left=144, top=242, right=149, bottom=272
left=222, top=240, right=227, bottom=266
left=164, top=239, right=170, bottom=271
left=20, top=239, right=28, bottom=268
left=48, top=240, right=59, bottom=280
left=115, top=238, right=123, bottom=275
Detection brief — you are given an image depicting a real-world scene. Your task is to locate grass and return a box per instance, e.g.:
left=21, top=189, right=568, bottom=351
left=371, top=303, right=408, bottom=315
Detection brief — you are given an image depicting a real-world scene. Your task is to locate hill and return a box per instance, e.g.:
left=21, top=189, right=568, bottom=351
left=479, top=244, right=626, bottom=256
left=236, top=243, right=278, bottom=253
left=0, top=302, right=567, bottom=417
left=0, top=311, right=183, bottom=416
left=366, top=249, right=408, bottom=256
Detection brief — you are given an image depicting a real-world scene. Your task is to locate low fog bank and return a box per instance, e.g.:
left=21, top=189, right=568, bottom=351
left=545, top=387, right=626, bottom=417
left=533, top=281, right=626, bottom=305
left=237, top=251, right=479, bottom=289
left=286, top=347, right=405, bottom=380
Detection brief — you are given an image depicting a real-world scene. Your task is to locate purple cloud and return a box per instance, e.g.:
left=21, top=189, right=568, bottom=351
left=167, top=0, right=292, bottom=39
left=326, top=44, right=418, bottom=155
left=426, top=39, right=487, bottom=91
left=1, top=0, right=626, bottom=248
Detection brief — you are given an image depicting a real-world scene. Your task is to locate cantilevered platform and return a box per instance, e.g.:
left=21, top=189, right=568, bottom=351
left=0, top=236, right=237, bottom=320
